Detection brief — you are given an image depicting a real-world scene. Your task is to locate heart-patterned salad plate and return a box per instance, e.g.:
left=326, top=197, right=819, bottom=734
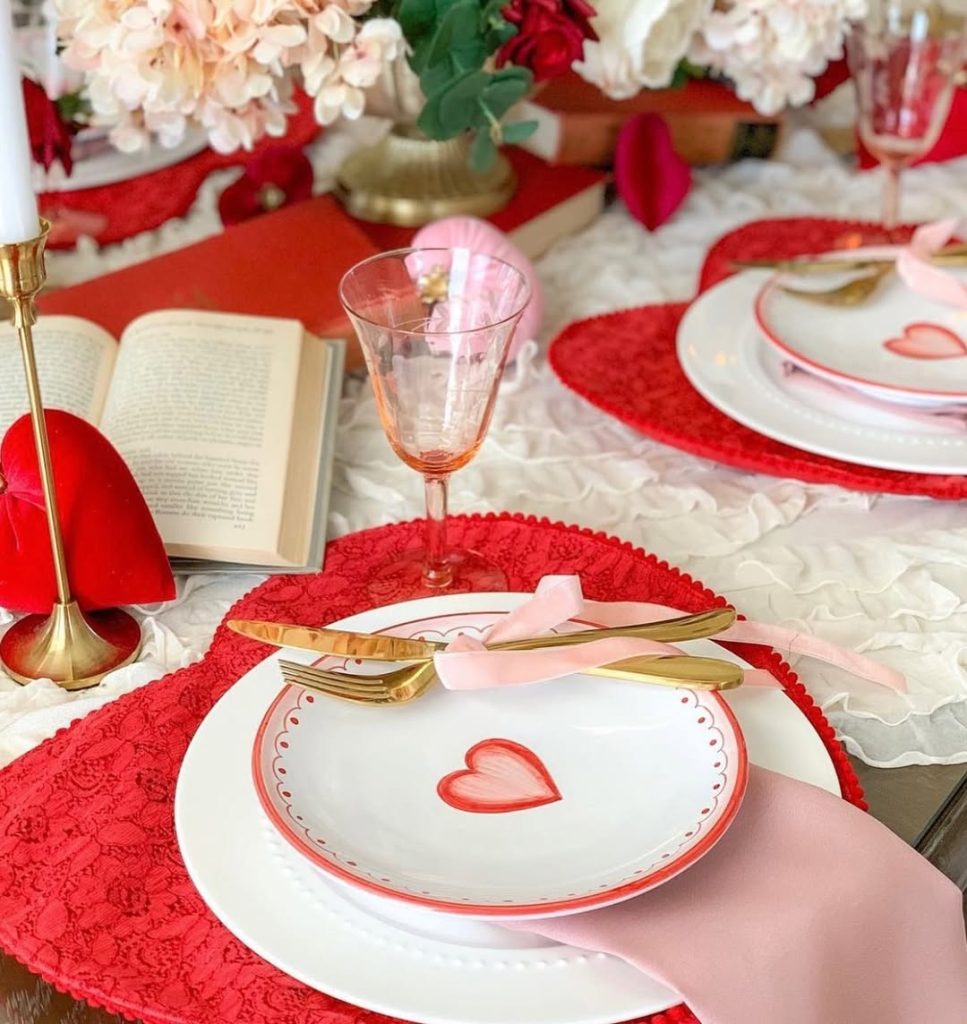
left=250, top=602, right=748, bottom=919
left=754, top=267, right=967, bottom=405
left=176, top=592, right=840, bottom=1024
left=678, top=273, right=967, bottom=474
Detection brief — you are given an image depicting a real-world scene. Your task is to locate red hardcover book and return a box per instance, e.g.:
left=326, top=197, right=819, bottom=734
left=39, top=195, right=379, bottom=369
left=354, top=149, right=607, bottom=258
left=518, top=76, right=782, bottom=167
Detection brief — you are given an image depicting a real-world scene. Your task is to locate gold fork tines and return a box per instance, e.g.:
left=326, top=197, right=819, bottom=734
left=279, top=650, right=744, bottom=707
left=777, top=263, right=893, bottom=307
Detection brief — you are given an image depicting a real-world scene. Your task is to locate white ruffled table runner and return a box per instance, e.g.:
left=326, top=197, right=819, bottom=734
left=1, top=111, right=965, bottom=770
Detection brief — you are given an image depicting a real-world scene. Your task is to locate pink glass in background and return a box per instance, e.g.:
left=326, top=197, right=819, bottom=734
left=848, top=1, right=966, bottom=228
left=340, top=247, right=530, bottom=595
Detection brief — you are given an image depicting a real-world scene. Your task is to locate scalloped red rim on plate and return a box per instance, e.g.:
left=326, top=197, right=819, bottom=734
left=252, top=605, right=748, bottom=919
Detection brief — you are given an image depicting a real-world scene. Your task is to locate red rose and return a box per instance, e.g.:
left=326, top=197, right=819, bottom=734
left=217, top=145, right=314, bottom=226
left=497, top=0, right=597, bottom=82
left=22, top=77, right=74, bottom=175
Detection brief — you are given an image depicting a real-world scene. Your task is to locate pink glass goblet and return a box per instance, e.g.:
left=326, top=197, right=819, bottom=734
left=340, top=247, right=530, bottom=595
left=848, top=1, right=966, bottom=230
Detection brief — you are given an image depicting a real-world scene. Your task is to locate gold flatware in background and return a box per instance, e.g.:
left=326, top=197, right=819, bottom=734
left=776, top=262, right=893, bottom=307
left=228, top=607, right=737, bottom=661
left=731, top=242, right=967, bottom=275
left=279, top=648, right=744, bottom=705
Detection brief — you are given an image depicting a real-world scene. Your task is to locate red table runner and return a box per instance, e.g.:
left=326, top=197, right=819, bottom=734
left=0, top=515, right=863, bottom=1024
left=550, top=217, right=967, bottom=500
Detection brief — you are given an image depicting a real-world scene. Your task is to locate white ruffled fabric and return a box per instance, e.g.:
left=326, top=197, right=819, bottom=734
left=1, top=103, right=966, bottom=769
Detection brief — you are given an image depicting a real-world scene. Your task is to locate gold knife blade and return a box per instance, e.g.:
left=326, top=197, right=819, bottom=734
left=228, top=619, right=440, bottom=661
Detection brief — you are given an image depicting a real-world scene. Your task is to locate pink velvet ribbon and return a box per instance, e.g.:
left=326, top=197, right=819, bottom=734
left=434, top=575, right=906, bottom=693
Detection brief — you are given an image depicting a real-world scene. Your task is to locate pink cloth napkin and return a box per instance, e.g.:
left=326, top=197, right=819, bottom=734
left=510, top=765, right=967, bottom=1024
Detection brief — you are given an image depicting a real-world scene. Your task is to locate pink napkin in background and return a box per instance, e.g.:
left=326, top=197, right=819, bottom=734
left=780, top=362, right=967, bottom=434
left=510, top=765, right=967, bottom=1024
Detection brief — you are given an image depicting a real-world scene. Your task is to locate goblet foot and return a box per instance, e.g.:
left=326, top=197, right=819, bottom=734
left=366, top=547, right=508, bottom=601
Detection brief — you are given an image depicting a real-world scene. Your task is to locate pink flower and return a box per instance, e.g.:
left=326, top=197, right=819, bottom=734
left=54, top=0, right=403, bottom=152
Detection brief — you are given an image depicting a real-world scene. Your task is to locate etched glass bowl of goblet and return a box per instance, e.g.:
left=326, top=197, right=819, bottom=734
left=340, top=248, right=530, bottom=594
left=848, top=0, right=967, bottom=230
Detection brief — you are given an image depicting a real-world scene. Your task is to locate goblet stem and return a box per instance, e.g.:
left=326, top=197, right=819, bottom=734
left=882, top=163, right=901, bottom=231
left=422, top=473, right=452, bottom=589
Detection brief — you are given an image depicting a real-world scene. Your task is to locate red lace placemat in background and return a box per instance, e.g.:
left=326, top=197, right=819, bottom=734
left=0, top=515, right=863, bottom=1024
left=550, top=217, right=967, bottom=501
left=43, top=99, right=320, bottom=250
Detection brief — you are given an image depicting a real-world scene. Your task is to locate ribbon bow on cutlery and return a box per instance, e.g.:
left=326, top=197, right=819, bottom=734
left=231, top=576, right=906, bottom=705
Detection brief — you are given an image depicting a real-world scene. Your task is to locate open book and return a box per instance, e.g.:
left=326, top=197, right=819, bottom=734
left=0, top=309, right=344, bottom=573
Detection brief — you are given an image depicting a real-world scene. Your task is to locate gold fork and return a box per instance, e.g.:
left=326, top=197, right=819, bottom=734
left=777, top=262, right=893, bottom=307
left=279, top=646, right=744, bottom=705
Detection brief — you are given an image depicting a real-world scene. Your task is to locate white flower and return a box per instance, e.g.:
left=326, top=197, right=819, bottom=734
left=575, top=0, right=712, bottom=98
left=54, top=0, right=397, bottom=153
left=689, top=0, right=868, bottom=115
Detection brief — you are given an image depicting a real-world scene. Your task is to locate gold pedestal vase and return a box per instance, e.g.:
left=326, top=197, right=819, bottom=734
left=335, top=57, right=517, bottom=227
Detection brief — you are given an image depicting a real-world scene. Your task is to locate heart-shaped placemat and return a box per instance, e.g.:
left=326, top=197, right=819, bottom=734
left=550, top=217, right=967, bottom=500
left=0, top=514, right=863, bottom=1024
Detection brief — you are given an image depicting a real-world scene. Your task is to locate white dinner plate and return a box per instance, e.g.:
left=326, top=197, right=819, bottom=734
left=754, top=270, right=967, bottom=405
left=176, top=592, right=841, bottom=1024
left=678, top=273, right=967, bottom=475
left=37, top=129, right=208, bottom=192
left=253, top=609, right=747, bottom=919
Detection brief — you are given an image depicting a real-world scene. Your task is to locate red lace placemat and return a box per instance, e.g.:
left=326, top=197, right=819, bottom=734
left=0, top=514, right=863, bottom=1024
left=550, top=217, right=967, bottom=500
left=42, top=99, right=320, bottom=251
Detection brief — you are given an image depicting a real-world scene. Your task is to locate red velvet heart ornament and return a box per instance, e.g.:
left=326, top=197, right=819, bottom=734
left=0, top=411, right=175, bottom=613
left=615, top=113, right=692, bottom=231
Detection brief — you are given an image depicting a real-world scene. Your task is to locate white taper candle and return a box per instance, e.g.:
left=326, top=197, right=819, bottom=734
left=0, top=0, right=40, bottom=244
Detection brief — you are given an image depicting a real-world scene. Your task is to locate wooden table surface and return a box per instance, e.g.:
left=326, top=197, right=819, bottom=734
left=1, top=759, right=965, bottom=1024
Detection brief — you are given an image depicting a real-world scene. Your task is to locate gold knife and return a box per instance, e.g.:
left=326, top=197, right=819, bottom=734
left=228, top=606, right=737, bottom=662
left=227, top=620, right=440, bottom=661
left=731, top=242, right=967, bottom=275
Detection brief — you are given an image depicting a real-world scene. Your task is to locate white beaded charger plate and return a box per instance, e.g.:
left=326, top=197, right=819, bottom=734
left=678, top=274, right=967, bottom=474
left=175, top=592, right=840, bottom=1024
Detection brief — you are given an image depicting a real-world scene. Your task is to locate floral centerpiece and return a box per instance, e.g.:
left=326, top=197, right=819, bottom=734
left=46, top=0, right=865, bottom=222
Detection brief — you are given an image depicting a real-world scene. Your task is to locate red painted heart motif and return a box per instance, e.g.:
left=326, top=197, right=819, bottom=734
left=437, top=738, right=562, bottom=814
left=884, top=322, right=967, bottom=360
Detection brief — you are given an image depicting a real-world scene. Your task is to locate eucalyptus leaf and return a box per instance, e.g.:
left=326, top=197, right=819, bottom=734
left=439, top=69, right=489, bottom=133
left=470, top=129, right=498, bottom=172
left=480, top=68, right=532, bottom=117
left=499, top=119, right=537, bottom=144
left=398, top=0, right=436, bottom=40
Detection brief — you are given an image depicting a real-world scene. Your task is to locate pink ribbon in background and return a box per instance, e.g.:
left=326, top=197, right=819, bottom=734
left=434, top=575, right=906, bottom=693
left=895, top=217, right=967, bottom=308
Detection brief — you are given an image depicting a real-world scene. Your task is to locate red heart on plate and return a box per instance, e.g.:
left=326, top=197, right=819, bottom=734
left=0, top=410, right=175, bottom=613
left=437, top=738, right=562, bottom=814
left=884, top=322, right=967, bottom=360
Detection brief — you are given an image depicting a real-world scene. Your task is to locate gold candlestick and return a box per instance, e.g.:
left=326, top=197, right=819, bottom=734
left=0, top=220, right=141, bottom=690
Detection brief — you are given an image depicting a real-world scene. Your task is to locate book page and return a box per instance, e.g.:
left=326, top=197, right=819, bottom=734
left=99, top=310, right=302, bottom=561
left=0, top=315, right=117, bottom=435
